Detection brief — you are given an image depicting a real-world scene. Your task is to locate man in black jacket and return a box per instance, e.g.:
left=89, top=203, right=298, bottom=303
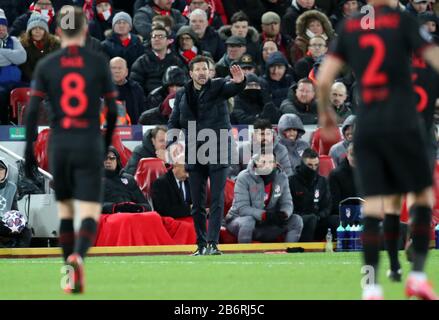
left=328, top=143, right=357, bottom=216
left=289, top=148, right=335, bottom=241
left=110, top=57, right=145, bottom=124
left=129, top=25, right=185, bottom=98
left=125, top=126, right=167, bottom=175
left=102, top=147, right=150, bottom=213
left=168, top=55, right=246, bottom=255
left=151, top=163, right=192, bottom=218
left=231, top=73, right=280, bottom=125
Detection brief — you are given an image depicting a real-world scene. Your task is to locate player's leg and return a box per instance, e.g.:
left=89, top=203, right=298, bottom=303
left=58, top=200, right=75, bottom=262
left=382, top=195, right=403, bottom=282
left=361, top=196, right=384, bottom=299
left=64, top=201, right=101, bottom=294
left=405, top=187, right=438, bottom=299
left=74, top=201, right=101, bottom=259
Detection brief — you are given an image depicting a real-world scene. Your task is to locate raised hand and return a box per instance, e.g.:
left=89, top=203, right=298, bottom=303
left=229, top=65, right=245, bottom=84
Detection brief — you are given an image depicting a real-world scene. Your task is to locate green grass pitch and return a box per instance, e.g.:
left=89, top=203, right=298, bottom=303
left=1, top=250, right=438, bottom=300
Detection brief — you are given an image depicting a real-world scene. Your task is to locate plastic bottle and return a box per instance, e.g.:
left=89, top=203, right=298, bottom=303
left=357, top=225, right=363, bottom=251
left=435, top=224, right=439, bottom=249
left=345, top=225, right=353, bottom=251
left=351, top=225, right=358, bottom=251
left=325, top=228, right=334, bottom=253
left=336, top=223, right=345, bottom=252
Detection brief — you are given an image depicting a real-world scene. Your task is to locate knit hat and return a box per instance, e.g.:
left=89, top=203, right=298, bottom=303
left=266, top=51, right=288, bottom=68
left=27, top=12, right=49, bottom=33
left=0, top=9, right=7, bottom=27
left=261, top=11, right=281, bottom=25
left=112, top=11, right=132, bottom=29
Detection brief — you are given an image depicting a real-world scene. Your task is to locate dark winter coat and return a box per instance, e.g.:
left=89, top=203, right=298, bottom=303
left=124, top=129, right=158, bottom=175
left=101, top=32, right=144, bottom=69
left=328, top=158, right=358, bottom=216
left=198, top=26, right=226, bottom=62
left=129, top=49, right=185, bottom=97
left=168, top=77, right=246, bottom=170
left=151, top=169, right=192, bottom=218
left=115, top=79, right=146, bottom=124
left=103, top=147, right=150, bottom=211
left=289, top=162, right=331, bottom=219
left=19, top=34, right=60, bottom=83
left=133, top=4, right=187, bottom=39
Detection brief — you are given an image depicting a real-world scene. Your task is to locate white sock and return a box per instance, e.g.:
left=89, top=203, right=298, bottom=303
left=362, top=284, right=383, bottom=299
left=409, top=271, right=427, bottom=282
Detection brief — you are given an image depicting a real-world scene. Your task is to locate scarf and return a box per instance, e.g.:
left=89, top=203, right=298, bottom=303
left=29, top=2, right=55, bottom=24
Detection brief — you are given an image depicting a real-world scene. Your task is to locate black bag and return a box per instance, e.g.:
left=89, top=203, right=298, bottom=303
left=15, top=159, right=45, bottom=200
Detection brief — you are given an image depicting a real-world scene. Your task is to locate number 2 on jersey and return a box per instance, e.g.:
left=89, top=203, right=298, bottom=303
left=60, top=73, right=88, bottom=117
left=359, top=34, right=388, bottom=87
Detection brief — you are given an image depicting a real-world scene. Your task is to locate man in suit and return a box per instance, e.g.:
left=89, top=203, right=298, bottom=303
left=168, top=55, right=246, bottom=255
left=151, top=163, right=192, bottom=218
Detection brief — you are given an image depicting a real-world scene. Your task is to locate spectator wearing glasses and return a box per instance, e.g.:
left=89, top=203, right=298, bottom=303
left=130, top=25, right=184, bottom=98
left=10, top=0, right=57, bottom=36
left=102, top=147, right=150, bottom=214
left=294, top=35, right=328, bottom=81
left=289, top=10, right=335, bottom=65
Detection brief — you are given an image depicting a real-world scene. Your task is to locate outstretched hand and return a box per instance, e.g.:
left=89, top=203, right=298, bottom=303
left=230, top=65, right=245, bottom=84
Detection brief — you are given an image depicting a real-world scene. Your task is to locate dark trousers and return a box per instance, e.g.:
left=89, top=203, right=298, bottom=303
left=299, top=214, right=340, bottom=242
left=188, top=165, right=228, bottom=246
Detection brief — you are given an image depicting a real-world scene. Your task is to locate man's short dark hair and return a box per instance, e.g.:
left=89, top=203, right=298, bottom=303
left=302, top=148, right=319, bottom=160
left=189, top=55, right=210, bottom=71
left=297, top=78, right=315, bottom=88
left=230, top=11, right=249, bottom=24
left=152, top=15, right=175, bottom=29
left=151, top=25, right=169, bottom=37
left=253, top=118, right=272, bottom=131
left=151, top=125, right=167, bottom=139
left=56, top=6, right=87, bottom=38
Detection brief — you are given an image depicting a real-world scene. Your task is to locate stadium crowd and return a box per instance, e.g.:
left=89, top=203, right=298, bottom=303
left=1, top=0, right=439, bottom=246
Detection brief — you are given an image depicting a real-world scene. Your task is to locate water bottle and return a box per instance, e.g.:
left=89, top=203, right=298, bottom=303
left=357, top=225, right=363, bottom=251
left=336, top=223, right=345, bottom=252
left=351, top=225, right=358, bottom=251
left=325, top=228, right=334, bottom=253
left=345, top=225, right=353, bottom=251
left=435, top=224, right=439, bottom=249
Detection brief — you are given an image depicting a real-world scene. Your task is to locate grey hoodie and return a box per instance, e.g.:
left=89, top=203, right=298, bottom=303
left=277, top=114, right=310, bottom=172
left=225, top=159, right=293, bottom=222
left=230, top=132, right=293, bottom=178
left=329, top=115, right=355, bottom=167
left=0, top=160, right=18, bottom=219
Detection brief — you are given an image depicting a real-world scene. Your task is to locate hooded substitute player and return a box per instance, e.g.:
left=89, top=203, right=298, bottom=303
left=317, top=0, right=439, bottom=300
left=24, top=7, right=118, bottom=294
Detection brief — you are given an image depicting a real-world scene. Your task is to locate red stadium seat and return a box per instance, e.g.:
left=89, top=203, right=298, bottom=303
left=34, top=128, right=50, bottom=172
left=310, top=127, right=343, bottom=156
left=10, top=87, right=31, bottom=123
left=111, top=130, right=132, bottom=168
left=319, top=155, right=335, bottom=177
left=134, top=158, right=167, bottom=198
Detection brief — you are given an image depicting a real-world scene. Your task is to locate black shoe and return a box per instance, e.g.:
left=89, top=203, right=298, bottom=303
left=206, top=243, right=222, bottom=255
left=192, top=246, right=207, bottom=256
left=387, top=269, right=402, bottom=282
